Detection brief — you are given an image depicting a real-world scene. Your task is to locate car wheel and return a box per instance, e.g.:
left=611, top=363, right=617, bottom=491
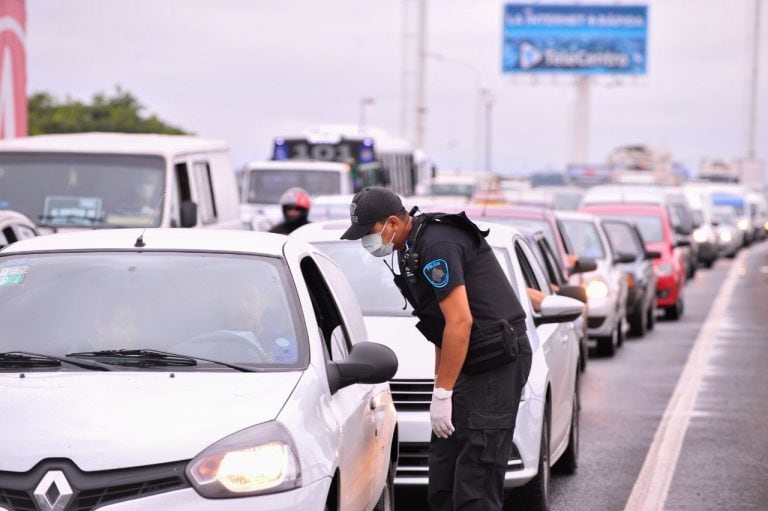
left=647, top=302, right=657, bottom=330
left=579, top=335, right=588, bottom=373
left=616, top=318, right=625, bottom=347
left=596, top=328, right=617, bottom=357
left=374, top=456, right=396, bottom=511
left=510, top=401, right=551, bottom=511
left=629, top=305, right=647, bottom=337
left=665, top=298, right=684, bottom=320
left=554, top=375, right=579, bottom=475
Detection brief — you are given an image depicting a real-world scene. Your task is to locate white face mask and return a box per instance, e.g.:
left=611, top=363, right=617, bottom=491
left=362, top=222, right=396, bottom=258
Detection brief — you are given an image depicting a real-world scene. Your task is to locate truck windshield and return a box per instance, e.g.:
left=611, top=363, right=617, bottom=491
left=0, top=153, right=166, bottom=228
left=246, top=169, right=341, bottom=204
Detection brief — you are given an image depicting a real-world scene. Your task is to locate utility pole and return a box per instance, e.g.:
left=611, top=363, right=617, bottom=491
left=747, top=0, right=762, bottom=159
left=416, top=0, right=428, bottom=152
left=481, top=89, right=494, bottom=172
left=358, top=97, right=375, bottom=134
left=571, top=76, right=591, bottom=164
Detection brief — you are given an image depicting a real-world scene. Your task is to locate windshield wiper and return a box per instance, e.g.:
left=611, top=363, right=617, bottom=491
left=36, top=213, right=106, bottom=228
left=0, top=351, right=113, bottom=371
left=66, top=349, right=256, bottom=372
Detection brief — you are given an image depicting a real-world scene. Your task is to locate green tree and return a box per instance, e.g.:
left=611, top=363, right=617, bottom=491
left=28, top=86, right=190, bottom=135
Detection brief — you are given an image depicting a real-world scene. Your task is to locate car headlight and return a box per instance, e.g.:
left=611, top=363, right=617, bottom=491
left=654, top=262, right=673, bottom=276
left=737, top=219, right=749, bottom=231
left=719, top=230, right=733, bottom=243
left=187, top=421, right=301, bottom=497
left=692, top=229, right=708, bottom=244
left=585, top=279, right=609, bottom=299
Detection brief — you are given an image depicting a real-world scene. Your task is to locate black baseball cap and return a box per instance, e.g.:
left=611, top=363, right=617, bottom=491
left=340, top=187, right=404, bottom=240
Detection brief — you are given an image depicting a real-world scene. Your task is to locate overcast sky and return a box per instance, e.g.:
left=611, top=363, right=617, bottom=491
left=27, top=0, right=768, bottom=177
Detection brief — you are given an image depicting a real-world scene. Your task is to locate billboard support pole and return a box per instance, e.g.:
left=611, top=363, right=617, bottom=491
left=572, top=76, right=591, bottom=164
left=747, top=0, right=762, bottom=160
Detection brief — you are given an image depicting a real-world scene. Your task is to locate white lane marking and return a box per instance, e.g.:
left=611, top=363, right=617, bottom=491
left=624, top=249, right=746, bottom=511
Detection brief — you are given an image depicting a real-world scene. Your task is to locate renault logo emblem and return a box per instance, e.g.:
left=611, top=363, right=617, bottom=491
left=33, top=471, right=73, bottom=511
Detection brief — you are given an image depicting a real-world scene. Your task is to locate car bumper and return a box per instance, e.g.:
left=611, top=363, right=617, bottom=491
left=655, top=274, right=679, bottom=306
left=71, top=478, right=333, bottom=511
left=697, top=242, right=718, bottom=263
left=586, top=296, right=620, bottom=337
left=394, top=399, right=539, bottom=489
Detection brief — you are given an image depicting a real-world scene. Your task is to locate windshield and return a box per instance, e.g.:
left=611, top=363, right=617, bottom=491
left=596, top=214, right=665, bottom=244
left=713, top=207, right=736, bottom=224
left=0, top=153, right=166, bottom=228
left=314, top=242, right=412, bottom=317
left=560, top=219, right=606, bottom=260
left=246, top=169, right=342, bottom=204
left=712, top=194, right=745, bottom=216
left=0, top=252, right=306, bottom=370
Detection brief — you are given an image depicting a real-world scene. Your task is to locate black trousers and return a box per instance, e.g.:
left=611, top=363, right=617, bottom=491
left=427, top=334, right=532, bottom=511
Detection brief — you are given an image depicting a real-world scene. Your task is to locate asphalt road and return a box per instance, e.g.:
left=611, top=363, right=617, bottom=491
left=396, top=240, right=768, bottom=510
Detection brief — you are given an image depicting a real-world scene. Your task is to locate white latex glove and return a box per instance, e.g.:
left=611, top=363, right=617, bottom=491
left=430, top=388, right=455, bottom=439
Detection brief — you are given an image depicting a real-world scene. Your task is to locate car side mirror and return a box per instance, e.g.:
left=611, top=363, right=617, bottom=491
left=570, top=257, right=597, bottom=274
left=556, top=284, right=587, bottom=304
left=645, top=250, right=662, bottom=260
left=614, top=252, right=636, bottom=264
left=534, top=295, right=585, bottom=326
left=711, top=220, right=720, bottom=227
left=180, top=201, right=198, bottom=228
left=326, top=342, right=398, bottom=394
left=675, top=237, right=691, bottom=248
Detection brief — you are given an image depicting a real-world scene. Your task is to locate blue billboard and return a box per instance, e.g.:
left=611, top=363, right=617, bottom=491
left=503, top=4, right=648, bottom=75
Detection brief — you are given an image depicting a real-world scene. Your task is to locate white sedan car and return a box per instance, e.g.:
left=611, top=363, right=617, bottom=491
left=292, top=219, right=583, bottom=509
left=0, top=209, right=39, bottom=249
left=557, top=211, right=631, bottom=357
left=0, top=229, right=398, bottom=511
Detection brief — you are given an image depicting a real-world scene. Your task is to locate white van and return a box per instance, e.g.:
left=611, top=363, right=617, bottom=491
left=0, top=132, right=241, bottom=232
left=239, top=160, right=353, bottom=230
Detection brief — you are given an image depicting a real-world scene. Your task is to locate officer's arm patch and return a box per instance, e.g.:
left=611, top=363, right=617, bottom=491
left=423, top=258, right=450, bottom=288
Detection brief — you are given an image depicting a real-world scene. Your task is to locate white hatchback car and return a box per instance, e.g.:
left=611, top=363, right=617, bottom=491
left=0, top=229, right=398, bottom=511
left=292, top=219, right=583, bottom=509
left=556, top=211, right=631, bottom=356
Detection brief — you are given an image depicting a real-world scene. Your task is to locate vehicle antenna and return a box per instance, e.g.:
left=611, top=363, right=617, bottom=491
left=135, top=192, right=166, bottom=248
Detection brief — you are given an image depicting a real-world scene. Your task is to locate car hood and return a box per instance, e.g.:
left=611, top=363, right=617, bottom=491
left=364, top=315, right=434, bottom=380
left=0, top=370, right=302, bottom=472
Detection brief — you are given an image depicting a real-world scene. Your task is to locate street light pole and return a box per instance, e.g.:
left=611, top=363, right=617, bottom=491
left=358, top=97, right=375, bottom=134
left=427, top=51, right=482, bottom=170
left=481, top=88, right=494, bottom=172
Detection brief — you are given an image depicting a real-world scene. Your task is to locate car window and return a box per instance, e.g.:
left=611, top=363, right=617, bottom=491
left=560, top=219, right=606, bottom=260
left=536, top=237, right=567, bottom=286
left=485, top=217, right=558, bottom=252
left=515, top=240, right=551, bottom=294
left=596, top=214, right=664, bottom=243
left=603, top=221, right=643, bottom=259
left=314, top=241, right=412, bottom=317
left=0, top=252, right=306, bottom=369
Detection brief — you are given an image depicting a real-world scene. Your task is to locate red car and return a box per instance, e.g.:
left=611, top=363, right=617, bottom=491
left=580, top=203, right=689, bottom=319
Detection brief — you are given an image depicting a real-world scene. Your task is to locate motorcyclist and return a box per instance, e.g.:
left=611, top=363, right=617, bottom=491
left=269, top=187, right=311, bottom=234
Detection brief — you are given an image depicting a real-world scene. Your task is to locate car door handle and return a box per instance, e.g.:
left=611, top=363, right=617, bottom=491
left=369, top=397, right=377, bottom=411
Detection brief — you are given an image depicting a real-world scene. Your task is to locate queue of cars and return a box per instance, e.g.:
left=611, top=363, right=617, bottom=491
left=2, top=131, right=766, bottom=510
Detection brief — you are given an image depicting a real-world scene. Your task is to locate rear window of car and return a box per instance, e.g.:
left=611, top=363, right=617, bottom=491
left=0, top=252, right=307, bottom=369
left=560, top=219, right=606, bottom=260
left=596, top=214, right=665, bottom=244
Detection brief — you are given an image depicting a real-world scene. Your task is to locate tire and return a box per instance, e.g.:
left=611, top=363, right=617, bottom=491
left=374, top=456, right=396, bottom=511
left=596, top=327, right=617, bottom=357
left=510, top=401, right=551, bottom=511
left=628, top=305, right=648, bottom=337
left=647, top=302, right=657, bottom=331
left=616, top=318, right=625, bottom=347
left=665, top=298, right=684, bottom=320
left=554, top=375, right=579, bottom=475
left=579, top=335, right=588, bottom=373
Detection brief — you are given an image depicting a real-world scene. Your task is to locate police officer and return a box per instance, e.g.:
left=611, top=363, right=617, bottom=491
left=269, top=187, right=311, bottom=235
left=341, top=187, right=532, bottom=511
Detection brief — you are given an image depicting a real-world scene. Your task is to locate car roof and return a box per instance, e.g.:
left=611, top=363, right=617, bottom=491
left=0, top=132, right=229, bottom=157
left=291, top=218, right=524, bottom=247
left=244, top=160, right=350, bottom=172
left=460, top=204, right=554, bottom=220
left=554, top=210, right=598, bottom=222
left=1, top=228, right=291, bottom=256
left=580, top=203, right=666, bottom=215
